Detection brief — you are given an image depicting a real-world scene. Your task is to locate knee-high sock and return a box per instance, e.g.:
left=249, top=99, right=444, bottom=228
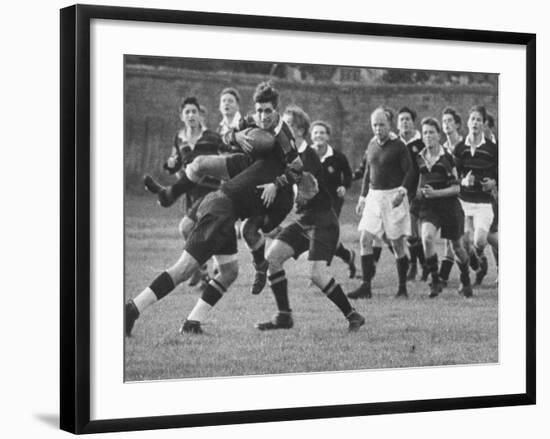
left=396, top=256, right=409, bottom=287
left=322, top=278, right=352, bottom=317
left=268, top=270, right=290, bottom=312
left=425, top=254, right=439, bottom=284
left=361, top=254, right=375, bottom=283
left=439, top=256, right=454, bottom=281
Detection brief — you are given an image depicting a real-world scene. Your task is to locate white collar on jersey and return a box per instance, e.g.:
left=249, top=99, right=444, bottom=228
left=297, top=139, right=309, bottom=153
left=178, top=124, right=206, bottom=149
left=399, top=130, right=421, bottom=145
left=317, top=144, right=334, bottom=163
left=419, top=144, right=445, bottom=171
left=219, top=111, right=242, bottom=132
left=465, top=133, right=487, bottom=156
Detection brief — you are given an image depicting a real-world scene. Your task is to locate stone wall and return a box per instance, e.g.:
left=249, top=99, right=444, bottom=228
left=124, top=64, right=498, bottom=189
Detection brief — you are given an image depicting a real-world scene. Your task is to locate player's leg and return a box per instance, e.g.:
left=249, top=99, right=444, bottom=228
left=331, top=197, right=357, bottom=278
left=347, top=229, right=376, bottom=299
left=181, top=254, right=239, bottom=334
left=472, top=204, right=493, bottom=285
left=256, top=237, right=299, bottom=330
left=242, top=216, right=269, bottom=295
left=390, top=236, right=410, bottom=298
left=308, top=216, right=365, bottom=331
left=407, top=213, right=425, bottom=281
left=144, top=155, right=232, bottom=207
left=385, top=192, right=412, bottom=298
left=420, top=221, right=441, bottom=297
left=488, top=230, right=498, bottom=283
left=451, top=238, right=473, bottom=297
left=125, top=250, right=201, bottom=336
left=439, top=239, right=455, bottom=287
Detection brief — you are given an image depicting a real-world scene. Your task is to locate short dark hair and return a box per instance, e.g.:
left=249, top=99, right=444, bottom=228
left=220, top=87, right=241, bottom=104
left=283, top=105, right=311, bottom=134
left=179, top=96, right=201, bottom=113
left=310, top=120, right=332, bottom=136
left=469, top=105, right=488, bottom=123
left=421, top=117, right=441, bottom=134
left=398, top=106, right=417, bottom=121
left=442, top=106, right=462, bottom=127
left=253, top=81, right=279, bottom=108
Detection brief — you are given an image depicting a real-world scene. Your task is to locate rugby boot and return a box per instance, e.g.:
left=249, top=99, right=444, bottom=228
left=125, top=300, right=139, bottom=337
left=256, top=311, right=294, bottom=330
left=180, top=319, right=203, bottom=334
left=347, top=282, right=372, bottom=299
left=347, top=309, right=366, bottom=332
left=143, top=175, right=175, bottom=207
left=428, top=281, right=442, bottom=298
left=251, top=260, right=269, bottom=295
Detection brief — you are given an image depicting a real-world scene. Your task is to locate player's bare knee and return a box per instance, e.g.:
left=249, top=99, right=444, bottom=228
left=310, top=262, right=329, bottom=287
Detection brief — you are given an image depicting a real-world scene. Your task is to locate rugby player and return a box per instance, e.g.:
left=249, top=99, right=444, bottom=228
left=348, top=107, right=414, bottom=299
left=144, top=82, right=300, bottom=295
left=397, top=106, right=427, bottom=282
left=453, top=105, right=498, bottom=286
left=125, top=151, right=303, bottom=336
left=438, top=107, right=464, bottom=286
left=309, top=120, right=357, bottom=278
left=255, top=110, right=365, bottom=332
left=415, top=117, right=473, bottom=297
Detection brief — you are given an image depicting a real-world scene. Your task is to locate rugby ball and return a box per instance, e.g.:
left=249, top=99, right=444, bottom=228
left=244, top=127, right=275, bottom=156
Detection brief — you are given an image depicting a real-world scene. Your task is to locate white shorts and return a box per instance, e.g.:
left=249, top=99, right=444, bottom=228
left=460, top=200, right=494, bottom=233
left=358, top=188, right=411, bottom=240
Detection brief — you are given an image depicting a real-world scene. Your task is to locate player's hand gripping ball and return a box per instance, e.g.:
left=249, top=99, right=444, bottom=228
left=241, top=127, right=275, bottom=157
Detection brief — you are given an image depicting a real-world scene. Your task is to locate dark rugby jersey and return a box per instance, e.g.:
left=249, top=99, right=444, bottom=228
left=454, top=136, right=498, bottom=204
left=417, top=146, right=458, bottom=191
left=220, top=157, right=285, bottom=220
left=165, top=128, right=223, bottom=174
left=400, top=132, right=423, bottom=197
left=296, top=145, right=333, bottom=216
left=360, top=136, right=414, bottom=196
left=314, top=145, right=352, bottom=204
left=165, top=128, right=224, bottom=202
left=223, top=115, right=302, bottom=188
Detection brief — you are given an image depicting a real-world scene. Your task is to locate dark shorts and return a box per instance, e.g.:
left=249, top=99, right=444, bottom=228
left=409, top=196, right=421, bottom=218
left=184, top=192, right=238, bottom=265
left=419, top=197, right=465, bottom=241
left=225, top=153, right=253, bottom=179
left=276, top=209, right=339, bottom=264
left=490, top=197, right=498, bottom=233
left=185, top=195, right=204, bottom=223
left=261, top=185, right=295, bottom=233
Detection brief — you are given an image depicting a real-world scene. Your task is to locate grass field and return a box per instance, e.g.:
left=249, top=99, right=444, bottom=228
left=124, top=193, right=498, bottom=381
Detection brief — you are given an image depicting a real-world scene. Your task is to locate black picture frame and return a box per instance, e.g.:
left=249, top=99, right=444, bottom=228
left=60, top=4, right=536, bottom=434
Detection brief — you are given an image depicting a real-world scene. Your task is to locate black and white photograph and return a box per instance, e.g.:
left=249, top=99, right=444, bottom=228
left=53, top=2, right=538, bottom=435
left=123, top=55, right=499, bottom=381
